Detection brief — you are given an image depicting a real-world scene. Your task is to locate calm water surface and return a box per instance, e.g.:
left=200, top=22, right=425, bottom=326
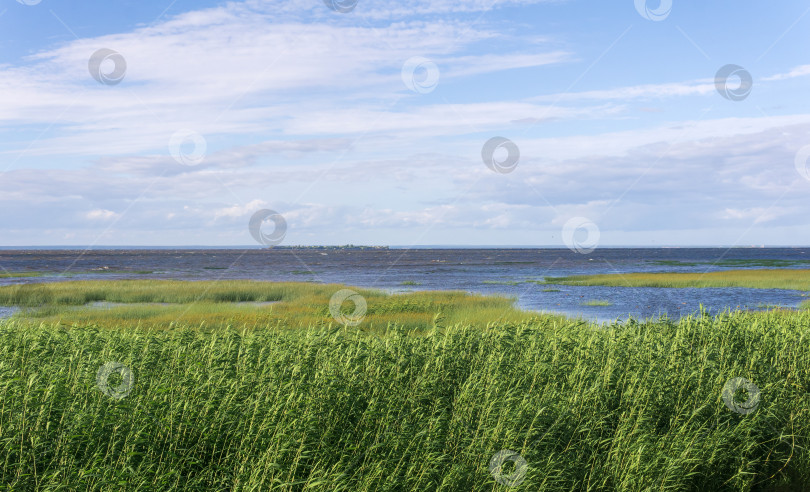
left=1, top=247, right=807, bottom=323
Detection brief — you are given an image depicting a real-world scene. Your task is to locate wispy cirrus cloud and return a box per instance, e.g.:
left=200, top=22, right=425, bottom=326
left=762, top=64, right=810, bottom=81
left=0, top=1, right=576, bottom=161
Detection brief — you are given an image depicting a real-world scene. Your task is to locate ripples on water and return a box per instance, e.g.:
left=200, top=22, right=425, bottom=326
left=1, top=247, right=807, bottom=323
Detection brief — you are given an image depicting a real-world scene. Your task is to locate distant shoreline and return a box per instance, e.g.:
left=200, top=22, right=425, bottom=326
left=1, top=245, right=809, bottom=250
left=269, top=245, right=390, bottom=250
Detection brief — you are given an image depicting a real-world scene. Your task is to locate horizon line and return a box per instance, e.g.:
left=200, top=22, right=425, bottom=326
left=0, top=245, right=808, bottom=250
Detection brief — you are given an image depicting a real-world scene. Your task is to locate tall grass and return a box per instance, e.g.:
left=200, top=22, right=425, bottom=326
left=1, top=308, right=809, bottom=490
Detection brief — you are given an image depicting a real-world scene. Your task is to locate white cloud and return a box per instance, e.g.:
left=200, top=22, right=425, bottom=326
left=255, top=0, right=570, bottom=19
left=213, top=199, right=269, bottom=220
left=762, top=64, right=810, bottom=82
left=531, top=80, right=716, bottom=103
left=85, top=209, right=120, bottom=220
left=446, top=52, right=573, bottom=78
left=718, top=207, right=792, bottom=224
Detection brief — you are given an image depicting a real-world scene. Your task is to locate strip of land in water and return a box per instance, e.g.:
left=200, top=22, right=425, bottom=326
left=0, top=271, right=46, bottom=278
left=544, top=268, right=810, bottom=292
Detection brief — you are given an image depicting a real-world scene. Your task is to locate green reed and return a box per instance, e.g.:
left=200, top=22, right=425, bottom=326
left=1, top=306, right=808, bottom=490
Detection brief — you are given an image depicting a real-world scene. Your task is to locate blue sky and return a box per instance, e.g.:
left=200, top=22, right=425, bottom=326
left=1, top=0, right=809, bottom=247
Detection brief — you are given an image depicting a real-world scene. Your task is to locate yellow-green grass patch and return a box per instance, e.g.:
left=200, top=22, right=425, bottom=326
left=0, top=279, right=544, bottom=332
left=545, top=268, right=810, bottom=291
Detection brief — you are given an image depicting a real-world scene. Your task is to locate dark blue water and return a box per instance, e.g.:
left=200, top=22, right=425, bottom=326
left=1, top=247, right=808, bottom=323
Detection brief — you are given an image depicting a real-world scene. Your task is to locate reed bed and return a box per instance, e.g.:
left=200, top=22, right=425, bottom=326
left=1, top=307, right=808, bottom=490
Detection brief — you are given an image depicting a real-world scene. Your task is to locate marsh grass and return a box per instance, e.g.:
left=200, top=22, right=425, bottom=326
left=0, top=280, right=539, bottom=332
left=481, top=280, right=521, bottom=286
left=1, top=308, right=808, bottom=490
left=650, top=259, right=810, bottom=268
left=91, top=269, right=155, bottom=275
left=545, top=269, right=810, bottom=291
left=0, top=272, right=45, bottom=278
left=582, top=299, right=612, bottom=306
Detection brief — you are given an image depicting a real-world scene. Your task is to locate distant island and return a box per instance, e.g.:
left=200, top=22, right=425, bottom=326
left=269, top=245, right=389, bottom=250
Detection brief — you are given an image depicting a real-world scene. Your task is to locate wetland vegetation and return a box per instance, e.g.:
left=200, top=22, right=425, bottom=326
left=0, top=279, right=809, bottom=489
left=0, top=280, right=538, bottom=331
left=544, top=269, right=810, bottom=310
